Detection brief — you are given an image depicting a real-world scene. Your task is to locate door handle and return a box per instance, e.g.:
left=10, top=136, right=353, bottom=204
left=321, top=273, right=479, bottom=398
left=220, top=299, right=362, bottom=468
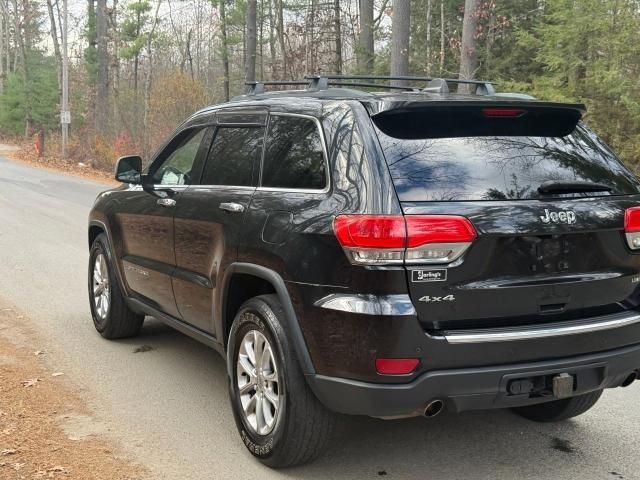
left=219, top=202, right=245, bottom=213
left=157, top=198, right=177, bottom=207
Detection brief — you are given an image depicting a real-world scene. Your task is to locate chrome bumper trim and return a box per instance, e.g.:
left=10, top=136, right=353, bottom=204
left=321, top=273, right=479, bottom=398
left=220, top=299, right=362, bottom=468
left=314, top=294, right=417, bottom=316
left=442, top=311, right=640, bottom=344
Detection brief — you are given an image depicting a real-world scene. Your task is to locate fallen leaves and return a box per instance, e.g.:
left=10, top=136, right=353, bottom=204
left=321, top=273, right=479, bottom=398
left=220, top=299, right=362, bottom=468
left=34, top=350, right=45, bottom=356
left=51, top=372, right=64, bottom=377
left=21, top=378, right=39, bottom=387
left=1, top=449, right=16, bottom=455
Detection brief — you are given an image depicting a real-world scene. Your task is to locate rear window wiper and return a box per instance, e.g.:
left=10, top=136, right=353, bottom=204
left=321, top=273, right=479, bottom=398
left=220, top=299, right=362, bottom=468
left=537, top=180, right=612, bottom=195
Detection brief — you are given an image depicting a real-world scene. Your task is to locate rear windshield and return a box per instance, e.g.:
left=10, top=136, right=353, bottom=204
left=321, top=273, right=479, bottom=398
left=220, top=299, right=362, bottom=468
left=375, top=122, right=640, bottom=202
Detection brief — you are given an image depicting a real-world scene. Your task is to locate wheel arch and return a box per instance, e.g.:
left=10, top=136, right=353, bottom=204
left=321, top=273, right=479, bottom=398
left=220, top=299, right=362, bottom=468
left=221, top=263, right=315, bottom=376
left=88, top=220, right=130, bottom=300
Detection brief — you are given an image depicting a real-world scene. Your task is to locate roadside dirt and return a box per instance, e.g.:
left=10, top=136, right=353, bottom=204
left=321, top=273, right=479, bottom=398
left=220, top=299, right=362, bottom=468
left=0, top=143, right=118, bottom=186
left=0, top=305, right=146, bottom=480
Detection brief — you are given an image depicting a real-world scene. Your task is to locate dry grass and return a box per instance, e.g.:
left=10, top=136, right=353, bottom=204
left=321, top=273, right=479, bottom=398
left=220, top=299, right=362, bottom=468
left=1, top=140, right=118, bottom=186
left=0, top=306, right=146, bottom=480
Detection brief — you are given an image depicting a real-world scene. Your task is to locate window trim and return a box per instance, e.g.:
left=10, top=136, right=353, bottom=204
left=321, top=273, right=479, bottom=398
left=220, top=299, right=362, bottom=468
left=258, top=112, right=331, bottom=194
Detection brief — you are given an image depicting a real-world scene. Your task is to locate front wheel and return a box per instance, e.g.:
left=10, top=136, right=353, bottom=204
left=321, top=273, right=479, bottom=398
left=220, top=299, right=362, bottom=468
left=88, top=233, right=144, bottom=339
left=513, top=390, right=603, bottom=422
left=228, top=294, right=334, bottom=468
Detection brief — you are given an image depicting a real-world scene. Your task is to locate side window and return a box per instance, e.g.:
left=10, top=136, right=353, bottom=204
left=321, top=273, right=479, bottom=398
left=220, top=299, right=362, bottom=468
left=262, top=115, right=326, bottom=190
left=151, top=128, right=206, bottom=186
left=200, top=127, right=265, bottom=186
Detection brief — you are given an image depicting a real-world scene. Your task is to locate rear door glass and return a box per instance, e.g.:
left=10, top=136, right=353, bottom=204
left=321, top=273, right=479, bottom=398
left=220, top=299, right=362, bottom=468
left=201, top=126, right=265, bottom=186
left=375, top=121, right=640, bottom=202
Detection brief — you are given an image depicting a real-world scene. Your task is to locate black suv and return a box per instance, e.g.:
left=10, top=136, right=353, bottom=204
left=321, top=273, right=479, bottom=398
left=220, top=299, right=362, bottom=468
left=88, top=75, right=640, bottom=467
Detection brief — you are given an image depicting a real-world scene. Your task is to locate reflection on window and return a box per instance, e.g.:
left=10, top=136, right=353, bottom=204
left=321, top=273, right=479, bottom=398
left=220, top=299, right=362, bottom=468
left=152, top=128, right=206, bottom=185
left=262, top=115, right=326, bottom=190
left=378, top=125, right=640, bottom=201
left=201, top=127, right=264, bottom=186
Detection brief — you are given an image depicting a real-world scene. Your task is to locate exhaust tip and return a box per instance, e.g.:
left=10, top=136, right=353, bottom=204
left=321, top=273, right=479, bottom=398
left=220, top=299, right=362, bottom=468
left=424, top=399, right=444, bottom=418
left=622, top=371, right=637, bottom=387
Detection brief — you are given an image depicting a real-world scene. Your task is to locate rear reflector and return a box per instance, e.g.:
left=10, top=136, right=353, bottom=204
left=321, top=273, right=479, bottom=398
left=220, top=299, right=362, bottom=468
left=375, top=358, right=420, bottom=375
left=334, top=214, right=477, bottom=265
left=624, top=207, right=640, bottom=249
left=482, top=108, right=527, bottom=118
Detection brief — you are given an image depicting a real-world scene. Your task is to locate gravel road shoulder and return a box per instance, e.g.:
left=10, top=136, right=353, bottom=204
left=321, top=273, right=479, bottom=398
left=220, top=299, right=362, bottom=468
left=0, top=304, right=146, bottom=480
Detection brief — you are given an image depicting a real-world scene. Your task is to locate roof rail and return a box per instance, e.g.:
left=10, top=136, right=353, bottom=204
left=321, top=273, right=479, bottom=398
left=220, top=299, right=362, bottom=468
left=245, top=80, right=308, bottom=95
left=306, top=75, right=496, bottom=95
left=243, top=75, right=497, bottom=96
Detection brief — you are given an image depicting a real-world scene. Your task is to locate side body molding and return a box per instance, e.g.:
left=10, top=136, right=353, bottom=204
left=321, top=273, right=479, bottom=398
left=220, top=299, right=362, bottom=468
left=222, top=263, right=315, bottom=376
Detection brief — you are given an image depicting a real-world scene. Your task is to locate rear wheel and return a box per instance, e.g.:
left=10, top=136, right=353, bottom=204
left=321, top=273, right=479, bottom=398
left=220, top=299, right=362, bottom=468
left=513, top=390, right=603, bottom=422
left=228, top=294, right=334, bottom=467
left=88, top=233, right=144, bottom=339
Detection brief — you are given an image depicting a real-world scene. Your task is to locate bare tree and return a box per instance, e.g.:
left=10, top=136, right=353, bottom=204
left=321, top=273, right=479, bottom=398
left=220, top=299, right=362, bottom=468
left=275, top=0, right=286, bottom=78
left=95, top=0, right=109, bottom=132
left=426, top=0, right=432, bottom=75
left=219, top=0, right=229, bottom=101
left=46, top=0, right=62, bottom=98
left=458, top=0, right=480, bottom=93
left=357, top=0, right=373, bottom=74
left=245, top=0, right=256, bottom=82
left=390, top=0, right=410, bottom=86
left=439, top=0, right=444, bottom=74
left=0, top=0, right=5, bottom=94
left=333, top=0, right=342, bottom=74
left=142, top=0, right=161, bottom=159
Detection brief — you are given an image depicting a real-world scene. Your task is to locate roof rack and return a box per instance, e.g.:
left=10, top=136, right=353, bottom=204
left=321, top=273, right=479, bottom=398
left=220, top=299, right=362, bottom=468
left=244, top=75, right=497, bottom=96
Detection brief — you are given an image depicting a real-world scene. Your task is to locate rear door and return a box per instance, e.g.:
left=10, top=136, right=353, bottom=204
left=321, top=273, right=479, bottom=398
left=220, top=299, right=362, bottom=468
left=372, top=103, right=640, bottom=331
left=172, top=109, right=266, bottom=334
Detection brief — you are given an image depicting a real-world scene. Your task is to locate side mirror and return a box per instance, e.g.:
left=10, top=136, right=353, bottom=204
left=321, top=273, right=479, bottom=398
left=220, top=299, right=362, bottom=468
left=115, top=155, right=142, bottom=184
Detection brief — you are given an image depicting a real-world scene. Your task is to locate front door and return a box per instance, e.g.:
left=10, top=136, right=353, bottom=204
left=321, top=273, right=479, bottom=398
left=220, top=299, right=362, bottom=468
left=117, top=126, right=210, bottom=317
left=172, top=111, right=266, bottom=334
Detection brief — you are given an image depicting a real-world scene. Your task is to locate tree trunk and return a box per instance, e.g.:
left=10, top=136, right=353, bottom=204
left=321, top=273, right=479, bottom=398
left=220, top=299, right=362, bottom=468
left=439, top=0, right=444, bottom=74
left=46, top=0, right=62, bottom=99
left=268, top=0, right=276, bottom=78
left=426, top=0, right=432, bottom=76
left=219, top=0, right=230, bottom=101
left=143, top=0, right=161, bottom=160
left=0, top=0, right=5, bottom=93
left=245, top=0, right=257, bottom=83
left=333, top=0, right=342, bottom=75
left=390, top=0, right=410, bottom=87
left=357, top=0, right=374, bottom=74
left=275, top=0, right=287, bottom=78
left=458, top=0, right=480, bottom=93
left=95, top=0, right=109, bottom=133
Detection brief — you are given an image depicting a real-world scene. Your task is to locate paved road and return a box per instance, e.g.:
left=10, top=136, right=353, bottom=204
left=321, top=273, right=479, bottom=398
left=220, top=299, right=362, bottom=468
left=1, top=155, right=639, bottom=480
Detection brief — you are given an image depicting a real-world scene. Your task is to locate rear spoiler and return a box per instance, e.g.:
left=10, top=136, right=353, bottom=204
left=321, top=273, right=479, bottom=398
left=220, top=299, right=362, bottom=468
left=369, top=101, right=586, bottom=139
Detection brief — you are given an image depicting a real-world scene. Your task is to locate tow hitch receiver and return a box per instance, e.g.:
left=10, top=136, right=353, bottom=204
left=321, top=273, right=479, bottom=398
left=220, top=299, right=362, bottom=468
left=553, top=373, right=575, bottom=399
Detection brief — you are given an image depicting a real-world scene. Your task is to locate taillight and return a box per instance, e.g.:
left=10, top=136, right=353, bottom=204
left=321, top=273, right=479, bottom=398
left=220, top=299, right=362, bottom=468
left=333, top=214, right=477, bottom=265
left=624, top=207, right=640, bottom=249
left=375, top=358, right=419, bottom=375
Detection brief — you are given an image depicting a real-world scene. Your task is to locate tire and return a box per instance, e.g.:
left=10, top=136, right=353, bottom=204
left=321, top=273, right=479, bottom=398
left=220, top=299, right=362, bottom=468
left=513, top=390, right=603, bottom=422
left=88, top=233, right=144, bottom=339
left=228, top=294, right=334, bottom=468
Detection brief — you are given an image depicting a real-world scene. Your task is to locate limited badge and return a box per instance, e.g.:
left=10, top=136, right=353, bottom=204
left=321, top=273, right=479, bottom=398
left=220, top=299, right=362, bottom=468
left=412, top=269, right=447, bottom=282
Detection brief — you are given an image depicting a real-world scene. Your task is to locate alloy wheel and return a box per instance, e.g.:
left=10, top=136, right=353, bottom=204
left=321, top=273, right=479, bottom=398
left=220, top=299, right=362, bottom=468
left=236, top=328, right=282, bottom=435
left=92, top=253, right=111, bottom=320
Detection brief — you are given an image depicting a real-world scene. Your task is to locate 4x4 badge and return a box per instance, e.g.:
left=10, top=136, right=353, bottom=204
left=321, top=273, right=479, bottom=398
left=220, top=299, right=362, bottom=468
left=540, top=208, right=576, bottom=225
left=419, top=295, right=455, bottom=303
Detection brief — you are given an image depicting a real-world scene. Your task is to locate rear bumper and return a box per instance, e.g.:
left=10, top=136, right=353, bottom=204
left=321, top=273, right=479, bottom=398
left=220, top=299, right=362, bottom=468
left=306, top=342, right=640, bottom=418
